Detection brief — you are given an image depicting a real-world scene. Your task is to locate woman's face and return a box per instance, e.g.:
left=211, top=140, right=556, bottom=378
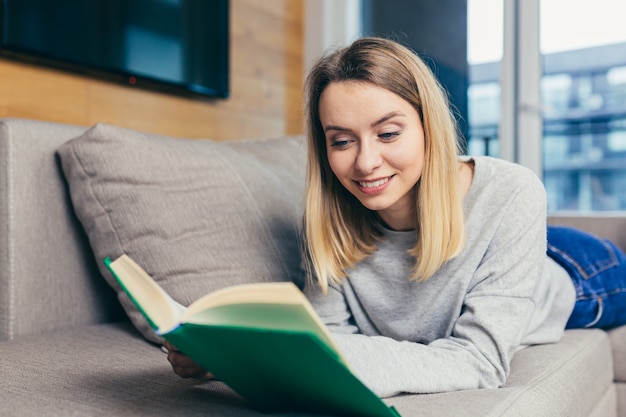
left=319, top=80, right=425, bottom=231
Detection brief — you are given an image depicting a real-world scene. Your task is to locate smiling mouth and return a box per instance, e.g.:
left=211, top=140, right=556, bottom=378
left=357, top=176, right=392, bottom=188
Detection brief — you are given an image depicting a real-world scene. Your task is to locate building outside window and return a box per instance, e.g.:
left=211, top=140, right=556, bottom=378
left=467, top=0, right=626, bottom=212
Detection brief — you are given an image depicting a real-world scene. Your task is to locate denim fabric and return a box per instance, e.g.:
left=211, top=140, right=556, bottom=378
left=547, top=225, right=626, bottom=329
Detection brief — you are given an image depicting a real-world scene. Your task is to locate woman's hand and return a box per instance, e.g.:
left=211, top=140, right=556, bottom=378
left=163, top=341, right=214, bottom=379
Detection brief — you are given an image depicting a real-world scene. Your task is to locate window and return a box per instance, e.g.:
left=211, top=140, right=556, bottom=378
left=467, top=0, right=502, bottom=158
left=467, top=0, right=626, bottom=212
left=540, top=0, right=626, bottom=211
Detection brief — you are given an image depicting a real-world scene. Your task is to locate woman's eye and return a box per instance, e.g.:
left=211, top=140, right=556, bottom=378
left=379, top=132, right=400, bottom=140
left=330, top=139, right=351, bottom=148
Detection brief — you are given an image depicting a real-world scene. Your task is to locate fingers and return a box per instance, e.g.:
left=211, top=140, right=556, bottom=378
left=162, top=340, right=177, bottom=352
left=162, top=342, right=214, bottom=380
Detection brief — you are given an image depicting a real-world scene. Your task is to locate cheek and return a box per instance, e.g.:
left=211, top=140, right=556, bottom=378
left=327, top=151, right=353, bottom=178
left=388, top=143, right=424, bottom=172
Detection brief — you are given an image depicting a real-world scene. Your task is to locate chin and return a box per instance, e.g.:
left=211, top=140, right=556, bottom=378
left=356, top=199, right=391, bottom=212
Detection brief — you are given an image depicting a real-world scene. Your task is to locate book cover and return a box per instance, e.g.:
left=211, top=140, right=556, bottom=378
left=105, top=254, right=401, bottom=417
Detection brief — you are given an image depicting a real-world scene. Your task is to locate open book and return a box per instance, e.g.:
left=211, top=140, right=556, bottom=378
left=105, top=254, right=401, bottom=417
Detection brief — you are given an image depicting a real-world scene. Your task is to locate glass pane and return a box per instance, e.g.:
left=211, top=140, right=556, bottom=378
left=467, top=0, right=502, bottom=157
left=540, top=0, right=626, bottom=212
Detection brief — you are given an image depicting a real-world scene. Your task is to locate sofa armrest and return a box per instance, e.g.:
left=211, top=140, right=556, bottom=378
left=0, top=119, right=124, bottom=341
left=548, top=213, right=626, bottom=252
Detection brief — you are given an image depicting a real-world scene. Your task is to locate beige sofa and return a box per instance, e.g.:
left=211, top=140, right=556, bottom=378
left=0, top=117, right=624, bottom=416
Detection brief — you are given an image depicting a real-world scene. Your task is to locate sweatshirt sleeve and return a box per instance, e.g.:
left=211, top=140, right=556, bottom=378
left=305, top=176, right=548, bottom=397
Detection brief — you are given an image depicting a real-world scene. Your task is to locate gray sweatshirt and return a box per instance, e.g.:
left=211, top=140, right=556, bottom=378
left=304, top=156, right=576, bottom=397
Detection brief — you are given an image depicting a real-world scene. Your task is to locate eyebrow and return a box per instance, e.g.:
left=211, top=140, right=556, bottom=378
left=372, top=111, right=405, bottom=127
left=323, top=111, right=405, bottom=133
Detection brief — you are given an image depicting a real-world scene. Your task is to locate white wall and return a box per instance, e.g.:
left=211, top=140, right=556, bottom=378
left=304, top=0, right=362, bottom=75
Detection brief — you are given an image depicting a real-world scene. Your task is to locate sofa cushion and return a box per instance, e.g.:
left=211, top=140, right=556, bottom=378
left=0, top=325, right=615, bottom=417
left=57, top=124, right=306, bottom=342
left=609, top=326, right=626, bottom=382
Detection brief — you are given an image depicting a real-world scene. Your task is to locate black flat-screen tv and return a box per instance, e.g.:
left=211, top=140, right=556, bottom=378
left=0, top=0, right=229, bottom=99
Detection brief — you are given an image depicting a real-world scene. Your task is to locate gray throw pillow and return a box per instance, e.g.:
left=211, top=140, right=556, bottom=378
left=57, top=123, right=306, bottom=343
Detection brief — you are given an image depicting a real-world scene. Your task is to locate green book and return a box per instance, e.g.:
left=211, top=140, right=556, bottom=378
left=104, top=254, right=401, bottom=417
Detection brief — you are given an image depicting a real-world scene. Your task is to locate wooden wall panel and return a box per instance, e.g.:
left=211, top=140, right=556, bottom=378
left=0, top=0, right=304, bottom=141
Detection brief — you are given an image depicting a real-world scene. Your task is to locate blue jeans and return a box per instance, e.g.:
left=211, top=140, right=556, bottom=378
left=547, top=225, right=626, bottom=329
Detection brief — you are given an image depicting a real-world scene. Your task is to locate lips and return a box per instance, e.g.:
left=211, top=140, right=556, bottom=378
left=358, top=177, right=390, bottom=188
left=354, top=175, right=393, bottom=194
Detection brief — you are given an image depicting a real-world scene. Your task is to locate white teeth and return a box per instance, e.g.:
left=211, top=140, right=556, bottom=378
left=359, top=177, right=389, bottom=188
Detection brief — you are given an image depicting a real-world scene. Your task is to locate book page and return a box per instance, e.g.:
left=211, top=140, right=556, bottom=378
left=183, top=282, right=305, bottom=314
left=181, top=282, right=344, bottom=361
left=107, top=255, right=185, bottom=332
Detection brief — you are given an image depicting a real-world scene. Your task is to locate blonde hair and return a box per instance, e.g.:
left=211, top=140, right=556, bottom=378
left=304, top=37, right=465, bottom=291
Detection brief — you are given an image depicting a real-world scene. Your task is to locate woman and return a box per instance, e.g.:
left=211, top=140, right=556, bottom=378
left=166, top=37, right=626, bottom=397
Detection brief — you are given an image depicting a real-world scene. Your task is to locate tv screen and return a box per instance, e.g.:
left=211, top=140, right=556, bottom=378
left=0, top=0, right=229, bottom=99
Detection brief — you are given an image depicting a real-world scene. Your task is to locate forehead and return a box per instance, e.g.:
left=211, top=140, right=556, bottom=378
left=319, top=81, right=415, bottom=124
left=320, top=80, right=404, bottom=104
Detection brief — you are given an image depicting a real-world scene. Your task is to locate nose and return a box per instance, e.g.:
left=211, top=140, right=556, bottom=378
left=355, top=140, right=382, bottom=174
